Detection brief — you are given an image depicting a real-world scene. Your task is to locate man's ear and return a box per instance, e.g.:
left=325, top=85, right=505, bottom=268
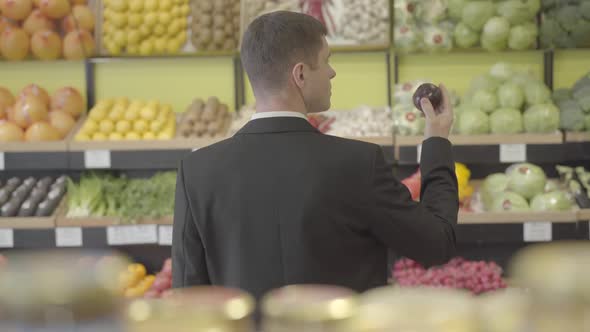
left=292, top=62, right=305, bottom=89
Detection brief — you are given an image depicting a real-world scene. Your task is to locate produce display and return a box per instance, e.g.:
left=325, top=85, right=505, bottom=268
left=401, top=162, right=474, bottom=206
left=554, top=71, right=590, bottom=132
left=0, top=175, right=67, bottom=217
left=455, top=63, right=558, bottom=135
left=393, top=80, right=459, bottom=136
left=176, top=97, right=231, bottom=138
left=394, top=0, right=539, bottom=53
left=119, top=262, right=155, bottom=298
left=0, top=0, right=96, bottom=60
left=66, top=171, right=176, bottom=223
left=101, top=0, right=189, bottom=55
left=540, top=0, right=590, bottom=48
left=143, top=258, right=173, bottom=298
left=241, top=0, right=389, bottom=46
left=0, top=85, right=84, bottom=142
left=392, top=257, right=508, bottom=295
left=477, top=163, right=576, bottom=212
left=310, top=106, right=393, bottom=137
left=75, top=98, right=175, bottom=141
left=190, top=0, right=240, bottom=52
left=557, top=165, right=590, bottom=208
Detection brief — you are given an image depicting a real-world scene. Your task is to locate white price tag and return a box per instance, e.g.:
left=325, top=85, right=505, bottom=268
left=524, top=222, right=552, bottom=242
left=0, top=229, right=14, bottom=248
left=55, top=227, right=83, bottom=247
left=158, top=225, right=173, bottom=246
left=0, top=152, right=4, bottom=170
left=500, top=144, right=526, bottom=163
left=107, top=225, right=158, bottom=245
left=417, top=144, right=422, bottom=163
left=84, top=150, right=111, bottom=169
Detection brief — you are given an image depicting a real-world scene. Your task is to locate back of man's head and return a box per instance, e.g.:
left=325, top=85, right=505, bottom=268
left=240, top=11, right=327, bottom=94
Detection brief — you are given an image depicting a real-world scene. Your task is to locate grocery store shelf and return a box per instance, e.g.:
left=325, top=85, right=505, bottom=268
left=459, top=210, right=579, bottom=224
left=1, top=141, right=70, bottom=170
left=89, top=51, right=238, bottom=62
left=578, top=209, right=590, bottom=221
left=395, top=133, right=566, bottom=164
left=56, top=216, right=173, bottom=227
left=68, top=137, right=228, bottom=151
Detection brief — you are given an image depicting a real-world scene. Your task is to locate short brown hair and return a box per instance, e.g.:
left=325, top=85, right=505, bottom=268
left=241, top=11, right=327, bottom=92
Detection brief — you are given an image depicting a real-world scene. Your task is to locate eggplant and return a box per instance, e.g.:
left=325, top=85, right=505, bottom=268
left=17, top=199, right=36, bottom=217
left=54, top=175, right=68, bottom=186
left=47, top=186, right=65, bottom=202
left=1, top=198, right=21, bottom=217
left=0, top=188, right=9, bottom=206
left=28, top=187, right=47, bottom=206
left=11, top=185, right=32, bottom=205
left=35, top=200, right=54, bottom=217
left=35, top=177, right=53, bottom=190
left=23, top=177, right=36, bottom=188
left=4, top=178, right=21, bottom=193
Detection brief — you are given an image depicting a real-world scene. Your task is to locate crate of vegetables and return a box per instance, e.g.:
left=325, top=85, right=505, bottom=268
left=0, top=175, right=67, bottom=228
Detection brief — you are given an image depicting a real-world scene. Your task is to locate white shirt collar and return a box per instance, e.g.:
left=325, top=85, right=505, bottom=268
left=251, top=111, right=307, bottom=121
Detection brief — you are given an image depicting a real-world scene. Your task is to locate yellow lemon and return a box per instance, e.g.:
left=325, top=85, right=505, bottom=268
left=128, top=0, right=143, bottom=12
left=142, top=131, right=156, bottom=140
left=81, top=119, right=98, bottom=134
left=159, top=0, right=173, bottom=11
left=112, top=29, right=126, bottom=47
left=92, top=132, right=108, bottom=141
left=146, top=100, right=160, bottom=109
left=109, top=0, right=128, bottom=12
left=165, top=39, right=182, bottom=54
left=124, top=108, right=140, bottom=121
left=109, top=106, right=125, bottom=121
left=139, top=25, right=151, bottom=38
left=75, top=133, right=90, bottom=141
left=153, top=24, right=166, bottom=37
left=158, top=12, right=172, bottom=25
left=144, top=0, right=158, bottom=11
left=139, top=39, right=154, bottom=55
left=116, top=120, right=132, bottom=133
left=125, top=132, right=141, bottom=140
left=171, top=6, right=181, bottom=18
left=109, top=132, right=124, bottom=140
left=111, top=12, right=127, bottom=28
left=89, top=106, right=108, bottom=121
left=128, top=13, right=143, bottom=28
left=180, top=4, right=189, bottom=15
left=154, top=38, right=166, bottom=53
left=140, top=106, right=158, bottom=121
left=99, top=119, right=115, bottom=134
left=126, top=29, right=141, bottom=45
left=157, top=131, right=173, bottom=140
left=114, top=97, right=130, bottom=109
left=167, top=20, right=181, bottom=36
left=143, top=12, right=157, bottom=27
left=149, top=119, right=165, bottom=132
left=133, top=119, right=148, bottom=133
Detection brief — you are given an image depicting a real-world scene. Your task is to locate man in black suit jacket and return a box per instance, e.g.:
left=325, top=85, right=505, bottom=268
left=172, top=11, right=458, bottom=300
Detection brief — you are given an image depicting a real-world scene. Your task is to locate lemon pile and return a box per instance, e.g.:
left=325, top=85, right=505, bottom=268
left=76, top=98, right=176, bottom=141
left=102, top=0, right=190, bottom=56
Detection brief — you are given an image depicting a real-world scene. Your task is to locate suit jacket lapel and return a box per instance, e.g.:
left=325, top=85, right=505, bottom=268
left=235, top=117, right=320, bottom=135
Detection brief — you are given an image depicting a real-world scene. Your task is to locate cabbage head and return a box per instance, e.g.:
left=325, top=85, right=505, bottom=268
left=482, top=17, right=510, bottom=43
left=472, top=90, right=499, bottom=113
left=490, top=108, right=523, bottom=134
left=530, top=191, right=574, bottom=211
left=482, top=33, right=508, bottom=51
left=462, top=1, right=496, bottom=31
left=508, top=24, right=538, bottom=50
left=507, top=163, right=547, bottom=200
left=454, top=22, right=479, bottom=48
left=449, top=0, right=468, bottom=20
left=523, top=103, right=560, bottom=133
left=524, top=82, right=551, bottom=105
left=470, top=74, right=502, bottom=92
left=497, top=0, right=539, bottom=24
left=490, top=192, right=530, bottom=212
left=481, top=173, right=509, bottom=210
left=498, top=82, right=525, bottom=109
left=458, top=109, right=490, bottom=134
left=489, top=62, right=514, bottom=81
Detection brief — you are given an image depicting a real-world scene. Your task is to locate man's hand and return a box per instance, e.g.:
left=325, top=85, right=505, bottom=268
left=422, top=84, right=453, bottom=140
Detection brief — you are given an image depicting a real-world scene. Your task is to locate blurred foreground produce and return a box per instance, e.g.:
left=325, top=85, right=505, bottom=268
left=401, top=162, right=473, bottom=206
left=0, top=250, right=128, bottom=330
left=143, top=258, right=172, bottom=299
left=127, top=286, right=255, bottom=332
left=66, top=171, right=176, bottom=223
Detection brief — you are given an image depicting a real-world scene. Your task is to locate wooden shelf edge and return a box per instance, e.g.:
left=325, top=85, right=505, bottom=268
left=395, top=133, right=563, bottom=147
left=564, top=132, right=590, bottom=143
left=56, top=216, right=173, bottom=227
left=0, top=141, right=68, bottom=153
left=577, top=209, right=590, bottom=221
left=459, top=211, right=579, bottom=224
left=0, top=218, right=55, bottom=229
left=68, top=136, right=229, bottom=151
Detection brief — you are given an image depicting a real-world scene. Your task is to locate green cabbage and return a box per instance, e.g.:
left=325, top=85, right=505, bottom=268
left=489, top=62, right=515, bottom=81
left=530, top=191, right=574, bottom=211
left=570, top=19, right=590, bottom=48
left=524, top=82, right=551, bottom=105
left=497, top=0, right=539, bottom=24
left=470, top=74, right=502, bottom=92
left=457, top=109, right=490, bottom=134
left=523, top=103, right=560, bottom=133
left=544, top=179, right=561, bottom=193
left=490, top=108, right=523, bottom=134
left=472, top=90, right=499, bottom=113
left=482, top=33, right=508, bottom=51
left=507, top=163, right=547, bottom=200
left=498, top=82, right=525, bottom=109
left=481, top=173, right=509, bottom=210
left=557, top=5, right=580, bottom=33
left=508, top=24, right=538, bottom=50
left=482, top=17, right=511, bottom=43
left=490, top=192, right=530, bottom=212
left=454, top=22, right=479, bottom=48
left=394, top=24, right=423, bottom=54
left=449, top=0, right=468, bottom=20
left=462, top=1, right=496, bottom=32
left=423, top=25, right=453, bottom=52
left=573, top=86, right=590, bottom=112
